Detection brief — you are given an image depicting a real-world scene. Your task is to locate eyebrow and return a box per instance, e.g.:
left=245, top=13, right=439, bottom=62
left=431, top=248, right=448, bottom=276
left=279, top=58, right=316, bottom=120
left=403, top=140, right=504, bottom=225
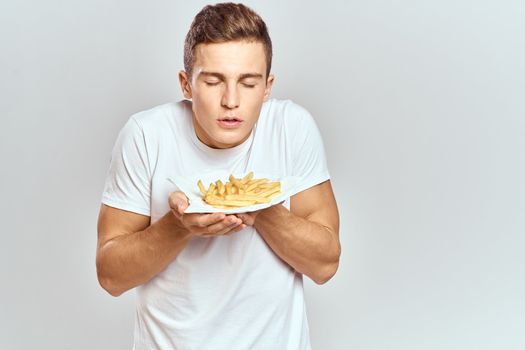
left=199, top=71, right=264, bottom=80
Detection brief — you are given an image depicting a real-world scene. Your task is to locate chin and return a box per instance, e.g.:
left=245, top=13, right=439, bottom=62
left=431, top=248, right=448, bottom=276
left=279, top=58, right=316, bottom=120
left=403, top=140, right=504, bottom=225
left=216, top=137, right=244, bottom=149
left=213, top=131, right=249, bottom=148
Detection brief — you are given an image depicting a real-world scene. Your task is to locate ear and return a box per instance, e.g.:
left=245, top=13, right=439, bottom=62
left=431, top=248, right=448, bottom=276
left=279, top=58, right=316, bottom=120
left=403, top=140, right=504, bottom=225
left=263, top=74, right=275, bottom=101
left=178, top=70, right=193, bottom=99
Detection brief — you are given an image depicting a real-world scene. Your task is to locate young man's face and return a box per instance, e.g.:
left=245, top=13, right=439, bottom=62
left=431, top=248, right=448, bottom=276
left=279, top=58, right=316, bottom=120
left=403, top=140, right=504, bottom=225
left=179, top=41, right=274, bottom=149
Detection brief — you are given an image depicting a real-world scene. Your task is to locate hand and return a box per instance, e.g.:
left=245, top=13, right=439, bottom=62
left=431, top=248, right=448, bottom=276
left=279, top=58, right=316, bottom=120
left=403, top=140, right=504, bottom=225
left=168, top=191, right=246, bottom=237
left=235, top=211, right=259, bottom=226
left=236, top=202, right=284, bottom=227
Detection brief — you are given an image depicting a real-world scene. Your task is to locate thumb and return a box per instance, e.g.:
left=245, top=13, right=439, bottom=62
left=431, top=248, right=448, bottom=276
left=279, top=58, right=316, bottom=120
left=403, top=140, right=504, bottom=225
left=169, top=191, right=189, bottom=215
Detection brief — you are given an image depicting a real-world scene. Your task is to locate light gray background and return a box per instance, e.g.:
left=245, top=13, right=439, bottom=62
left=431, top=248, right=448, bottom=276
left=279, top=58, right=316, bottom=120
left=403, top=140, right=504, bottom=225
left=1, top=0, right=524, bottom=349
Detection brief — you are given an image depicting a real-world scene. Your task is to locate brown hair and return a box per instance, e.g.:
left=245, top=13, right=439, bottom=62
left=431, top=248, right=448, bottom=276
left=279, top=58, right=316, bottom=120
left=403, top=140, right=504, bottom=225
left=184, top=3, right=273, bottom=79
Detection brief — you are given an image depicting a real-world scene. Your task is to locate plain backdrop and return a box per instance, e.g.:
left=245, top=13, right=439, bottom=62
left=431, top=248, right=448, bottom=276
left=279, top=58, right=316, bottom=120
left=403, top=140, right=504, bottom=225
left=1, top=0, right=524, bottom=349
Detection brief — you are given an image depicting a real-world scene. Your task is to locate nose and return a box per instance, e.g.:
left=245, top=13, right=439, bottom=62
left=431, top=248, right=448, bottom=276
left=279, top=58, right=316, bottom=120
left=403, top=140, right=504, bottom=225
left=221, top=83, right=240, bottom=109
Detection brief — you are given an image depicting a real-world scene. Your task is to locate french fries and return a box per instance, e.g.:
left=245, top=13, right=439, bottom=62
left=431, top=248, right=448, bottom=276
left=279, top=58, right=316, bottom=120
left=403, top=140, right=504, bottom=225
left=198, top=172, right=281, bottom=209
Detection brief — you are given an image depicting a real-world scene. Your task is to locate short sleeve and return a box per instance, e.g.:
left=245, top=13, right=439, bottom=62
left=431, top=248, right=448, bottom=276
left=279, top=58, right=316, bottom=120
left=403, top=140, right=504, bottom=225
left=101, top=116, right=151, bottom=216
left=289, top=104, right=330, bottom=193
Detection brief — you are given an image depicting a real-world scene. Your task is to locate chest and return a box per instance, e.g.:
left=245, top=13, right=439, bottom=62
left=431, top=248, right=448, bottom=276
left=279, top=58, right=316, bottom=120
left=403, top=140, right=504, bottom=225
left=148, top=130, right=294, bottom=222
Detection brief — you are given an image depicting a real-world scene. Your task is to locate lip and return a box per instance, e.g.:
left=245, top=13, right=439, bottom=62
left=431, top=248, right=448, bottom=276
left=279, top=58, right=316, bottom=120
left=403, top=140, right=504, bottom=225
left=217, top=116, right=244, bottom=129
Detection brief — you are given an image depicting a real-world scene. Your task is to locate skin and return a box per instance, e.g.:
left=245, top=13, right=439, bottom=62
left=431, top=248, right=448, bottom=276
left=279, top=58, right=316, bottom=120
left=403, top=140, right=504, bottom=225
left=181, top=40, right=273, bottom=149
left=96, top=40, right=340, bottom=296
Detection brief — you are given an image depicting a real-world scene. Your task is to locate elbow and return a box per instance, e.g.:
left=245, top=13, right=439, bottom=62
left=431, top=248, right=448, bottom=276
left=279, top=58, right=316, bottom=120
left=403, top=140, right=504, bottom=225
left=98, top=277, right=125, bottom=297
left=312, top=244, right=341, bottom=285
left=312, top=260, right=339, bottom=285
left=96, top=260, right=126, bottom=297
left=97, top=271, right=124, bottom=297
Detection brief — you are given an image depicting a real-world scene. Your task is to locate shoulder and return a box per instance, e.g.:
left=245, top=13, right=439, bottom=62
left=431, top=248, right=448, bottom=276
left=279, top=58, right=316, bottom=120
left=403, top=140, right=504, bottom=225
left=263, top=98, right=312, bottom=121
left=129, top=100, right=191, bottom=131
left=114, top=100, right=190, bottom=152
left=261, top=98, right=319, bottom=136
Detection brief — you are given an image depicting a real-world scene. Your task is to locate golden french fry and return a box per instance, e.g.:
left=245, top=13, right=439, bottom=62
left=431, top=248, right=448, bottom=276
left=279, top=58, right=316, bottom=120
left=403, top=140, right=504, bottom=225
left=257, top=186, right=280, bottom=198
left=216, top=180, right=225, bottom=195
left=245, top=178, right=268, bottom=192
left=197, top=180, right=206, bottom=196
left=268, top=191, right=280, bottom=199
left=206, top=197, right=257, bottom=207
left=198, top=172, right=281, bottom=209
left=225, top=182, right=233, bottom=195
left=205, top=183, right=216, bottom=199
left=233, top=179, right=245, bottom=190
left=224, top=194, right=271, bottom=203
left=241, top=171, right=254, bottom=184
left=228, top=174, right=244, bottom=190
left=259, top=182, right=280, bottom=189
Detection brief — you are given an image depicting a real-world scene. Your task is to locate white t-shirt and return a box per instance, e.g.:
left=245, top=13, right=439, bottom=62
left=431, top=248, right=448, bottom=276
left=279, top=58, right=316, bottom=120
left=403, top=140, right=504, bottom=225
left=101, top=98, right=330, bottom=350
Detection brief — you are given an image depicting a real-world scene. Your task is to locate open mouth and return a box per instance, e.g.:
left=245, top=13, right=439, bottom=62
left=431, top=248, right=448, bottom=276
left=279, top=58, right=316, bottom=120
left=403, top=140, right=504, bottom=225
left=217, top=117, right=243, bottom=128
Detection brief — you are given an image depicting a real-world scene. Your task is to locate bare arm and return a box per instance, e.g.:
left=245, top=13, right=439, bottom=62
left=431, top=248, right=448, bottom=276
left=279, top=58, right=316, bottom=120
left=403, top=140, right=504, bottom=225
left=96, top=193, right=245, bottom=296
left=237, top=180, right=340, bottom=284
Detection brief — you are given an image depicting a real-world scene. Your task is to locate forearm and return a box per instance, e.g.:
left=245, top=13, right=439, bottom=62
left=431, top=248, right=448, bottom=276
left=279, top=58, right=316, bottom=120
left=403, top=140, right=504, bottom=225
left=96, top=212, right=192, bottom=296
left=254, top=205, right=340, bottom=284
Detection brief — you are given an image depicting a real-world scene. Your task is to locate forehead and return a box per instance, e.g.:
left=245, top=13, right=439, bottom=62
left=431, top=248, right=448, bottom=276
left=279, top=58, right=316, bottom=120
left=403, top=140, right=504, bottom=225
left=193, top=41, right=266, bottom=77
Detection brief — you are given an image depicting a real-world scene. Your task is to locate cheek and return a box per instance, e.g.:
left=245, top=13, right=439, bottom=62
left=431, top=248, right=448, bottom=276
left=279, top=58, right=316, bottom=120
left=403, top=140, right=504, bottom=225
left=193, top=87, right=219, bottom=106
left=192, top=96, right=218, bottom=123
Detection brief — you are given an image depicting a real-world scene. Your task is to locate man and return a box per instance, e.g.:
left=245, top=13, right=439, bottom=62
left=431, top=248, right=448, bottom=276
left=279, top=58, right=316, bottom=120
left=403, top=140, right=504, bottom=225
left=97, top=3, right=340, bottom=349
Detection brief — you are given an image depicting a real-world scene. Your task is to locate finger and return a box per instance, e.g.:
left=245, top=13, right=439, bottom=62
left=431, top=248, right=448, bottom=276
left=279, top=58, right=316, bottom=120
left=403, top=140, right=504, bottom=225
left=183, top=212, right=226, bottom=228
left=169, top=191, right=190, bottom=215
left=201, top=220, right=245, bottom=237
left=207, top=216, right=243, bottom=235
left=224, top=223, right=247, bottom=235
left=236, top=213, right=254, bottom=226
left=212, top=216, right=242, bottom=235
left=216, top=222, right=243, bottom=236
